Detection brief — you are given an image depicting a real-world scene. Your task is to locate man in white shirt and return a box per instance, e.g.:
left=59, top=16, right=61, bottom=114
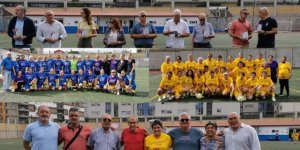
left=163, top=9, right=190, bottom=48
left=223, top=112, right=261, bottom=150
left=36, top=10, right=67, bottom=48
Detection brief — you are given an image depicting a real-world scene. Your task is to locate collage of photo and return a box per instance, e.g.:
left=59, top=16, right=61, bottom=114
left=0, top=1, right=300, bottom=150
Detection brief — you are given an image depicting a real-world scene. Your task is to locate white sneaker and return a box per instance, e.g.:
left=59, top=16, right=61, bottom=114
left=117, top=91, right=120, bottom=96
left=158, top=98, right=162, bottom=102
left=272, top=96, right=276, bottom=102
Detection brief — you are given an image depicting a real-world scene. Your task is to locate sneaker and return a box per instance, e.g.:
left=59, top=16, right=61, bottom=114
left=117, top=91, right=120, bottom=96
left=278, top=94, right=284, bottom=97
left=158, top=98, right=162, bottom=102
left=272, top=96, right=276, bottom=102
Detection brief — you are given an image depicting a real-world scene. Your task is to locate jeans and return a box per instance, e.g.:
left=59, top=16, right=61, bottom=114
left=3, top=71, right=12, bottom=91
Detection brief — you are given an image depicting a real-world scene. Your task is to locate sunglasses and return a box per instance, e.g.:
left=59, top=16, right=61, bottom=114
left=140, top=15, right=147, bottom=18
left=103, top=118, right=112, bottom=122
left=243, top=13, right=249, bottom=16
left=180, top=119, right=190, bottom=122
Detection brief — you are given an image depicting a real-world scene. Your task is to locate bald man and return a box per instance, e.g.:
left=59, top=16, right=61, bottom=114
left=1, top=52, right=13, bottom=92
left=192, top=13, right=215, bottom=48
left=23, top=105, right=60, bottom=150
left=36, top=10, right=67, bottom=48
left=223, top=112, right=261, bottom=150
left=256, top=7, right=278, bottom=48
left=7, top=5, right=36, bottom=48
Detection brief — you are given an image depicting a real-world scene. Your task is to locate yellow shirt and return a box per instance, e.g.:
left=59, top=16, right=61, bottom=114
left=246, top=78, right=258, bottom=89
left=186, top=77, right=194, bottom=87
left=161, top=62, right=173, bottom=76
left=233, top=58, right=246, bottom=67
left=195, top=63, right=205, bottom=72
left=255, top=58, right=266, bottom=69
left=144, top=133, right=172, bottom=150
left=185, top=60, right=198, bottom=72
left=258, top=77, right=273, bottom=87
left=194, top=75, right=205, bottom=85
left=236, top=77, right=247, bottom=87
left=278, top=62, right=291, bottom=79
left=159, top=78, right=175, bottom=89
left=225, top=61, right=235, bottom=72
left=203, top=59, right=216, bottom=71
left=221, top=77, right=233, bottom=88
left=231, top=67, right=250, bottom=78
left=215, top=60, right=226, bottom=69
left=77, top=20, right=97, bottom=36
left=245, top=60, right=256, bottom=74
left=173, top=75, right=186, bottom=88
left=173, top=62, right=186, bottom=75
left=205, top=76, right=219, bottom=87
left=258, top=67, right=271, bottom=77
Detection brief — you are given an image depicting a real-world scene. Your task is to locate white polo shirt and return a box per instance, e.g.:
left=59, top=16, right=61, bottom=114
left=163, top=19, right=190, bottom=48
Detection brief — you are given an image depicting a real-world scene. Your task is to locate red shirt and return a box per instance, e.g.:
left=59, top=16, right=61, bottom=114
left=230, top=19, right=253, bottom=47
left=121, top=127, right=147, bottom=150
left=58, top=124, right=91, bottom=150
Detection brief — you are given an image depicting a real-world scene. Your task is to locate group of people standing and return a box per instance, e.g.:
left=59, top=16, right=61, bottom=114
left=23, top=105, right=261, bottom=150
left=158, top=52, right=292, bottom=101
left=7, top=5, right=277, bottom=49
left=1, top=52, right=136, bottom=95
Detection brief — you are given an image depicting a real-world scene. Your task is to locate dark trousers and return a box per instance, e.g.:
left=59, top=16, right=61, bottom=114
left=194, top=42, right=212, bottom=48
left=279, top=79, right=289, bottom=95
left=13, top=44, right=31, bottom=48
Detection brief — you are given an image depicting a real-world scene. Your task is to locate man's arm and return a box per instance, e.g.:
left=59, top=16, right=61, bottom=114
left=23, top=140, right=31, bottom=150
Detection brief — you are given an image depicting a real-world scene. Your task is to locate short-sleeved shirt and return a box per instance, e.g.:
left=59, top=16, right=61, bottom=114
left=121, top=127, right=147, bottom=150
left=163, top=19, right=190, bottom=48
left=193, top=22, right=215, bottom=43
left=268, top=60, right=278, bottom=79
left=200, top=136, right=224, bottom=150
left=144, top=133, right=172, bottom=150
left=107, top=75, right=119, bottom=85
left=23, top=121, right=60, bottom=150
left=224, top=123, right=261, bottom=150
left=87, top=128, right=121, bottom=150
left=71, top=60, right=78, bottom=71
left=59, top=124, right=91, bottom=150
left=257, top=17, right=278, bottom=48
left=77, top=20, right=97, bottom=37
left=168, top=127, right=204, bottom=150
left=131, top=23, right=157, bottom=48
left=278, top=62, right=291, bottom=79
left=1, top=57, right=13, bottom=71
left=229, top=20, right=252, bottom=47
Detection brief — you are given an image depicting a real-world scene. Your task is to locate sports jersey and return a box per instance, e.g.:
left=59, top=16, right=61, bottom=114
left=172, top=62, right=185, bottom=75
left=258, top=67, right=271, bottom=77
left=236, top=77, right=247, bottom=87
left=255, top=58, right=265, bottom=69
left=28, top=61, right=36, bottom=72
left=85, top=59, right=94, bottom=72
left=195, top=63, right=205, bottom=72
left=194, top=75, right=205, bottom=85
left=36, top=72, right=48, bottom=87
left=87, top=73, right=96, bottom=83
left=161, top=62, right=173, bottom=76
left=69, top=74, right=78, bottom=84
left=46, top=59, right=55, bottom=72
left=233, top=57, right=246, bottom=67
left=215, top=60, right=225, bottom=69
left=24, top=72, right=36, bottom=89
left=15, top=75, right=24, bottom=83
left=120, top=74, right=136, bottom=89
left=58, top=75, right=68, bottom=86
left=159, top=77, right=175, bottom=89
left=205, top=76, right=219, bottom=88
left=18, top=60, right=28, bottom=73
left=225, top=61, right=235, bottom=72
left=54, top=59, right=64, bottom=73
left=36, top=61, right=47, bottom=72
left=77, top=73, right=87, bottom=83
left=63, top=60, right=71, bottom=74
left=93, top=60, right=103, bottom=72
left=203, top=59, right=216, bottom=71
left=231, top=67, right=250, bottom=78
left=245, top=59, right=256, bottom=74
left=246, top=77, right=258, bottom=89
left=110, top=59, right=119, bottom=71
left=185, top=60, right=197, bottom=72
left=173, top=75, right=186, bottom=87
left=185, top=76, right=194, bottom=88
left=278, top=62, right=291, bottom=79
left=48, top=73, right=59, bottom=86
left=144, top=133, right=172, bottom=150
left=98, top=74, right=108, bottom=87
left=107, top=75, right=119, bottom=85
left=13, top=61, right=19, bottom=74
left=258, top=77, right=273, bottom=87
left=76, top=60, right=85, bottom=72
left=221, top=77, right=233, bottom=88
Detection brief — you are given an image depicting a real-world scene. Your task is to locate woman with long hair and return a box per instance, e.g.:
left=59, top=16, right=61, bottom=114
left=77, top=8, right=97, bottom=48
left=103, top=18, right=126, bottom=48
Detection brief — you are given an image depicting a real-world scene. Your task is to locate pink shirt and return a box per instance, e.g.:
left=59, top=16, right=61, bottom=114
left=229, top=19, right=252, bottom=47
left=59, top=125, right=91, bottom=150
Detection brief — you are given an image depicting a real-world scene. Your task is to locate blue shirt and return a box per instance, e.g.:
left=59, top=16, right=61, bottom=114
left=88, top=128, right=121, bottom=150
left=46, top=59, right=55, bottom=72
left=25, top=72, right=36, bottom=84
left=36, top=61, right=46, bottom=72
left=23, top=121, right=60, bottom=150
left=268, top=60, right=278, bottom=79
left=69, top=74, right=78, bottom=84
left=110, top=59, right=119, bottom=70
left=36, top=72, right=48, bottom=85
left=54, top=59, right=64, bottom=72
left=77, top=60, right=85, bottom=72
left=18, top=60, right=28, bottom=73
left=98, top=74, right=108, bottom=86
left=94, top=60, right=103, bottom=72
left=63, top=60, right=71, bottom=74
left=48, top=73, right=58, bottom=84
left=85, top=60, right=94, bottom=72
left=168, top=128, right=204, bottom=150
left=28, top=61, right=36, bottom=72
left=13, top=61, right=19, bottom=73
left=59, top=75, right=68, bottom=85
left=131, top=22, right=157, bottom=48
left=1, top=57, right=13, bottom=71
left=87, top=73, right=96, bottom=83
left=15, top=18, right=24, bottom=45
left=77, top=73, right=87, bottom=83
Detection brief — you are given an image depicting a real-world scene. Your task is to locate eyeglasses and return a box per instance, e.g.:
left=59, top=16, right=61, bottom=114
left=243, top=13, right=249, bottom=16
left=140, top=15, right=147, bottom=18
left=228, top=117, right=238, bottom=121
left=103, top=118, right=112, bottom=122
left=180, top=119, right=190, bottom=122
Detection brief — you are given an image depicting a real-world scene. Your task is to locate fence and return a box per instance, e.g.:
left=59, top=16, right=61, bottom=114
left=149, top=48, right=300, bottom=69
